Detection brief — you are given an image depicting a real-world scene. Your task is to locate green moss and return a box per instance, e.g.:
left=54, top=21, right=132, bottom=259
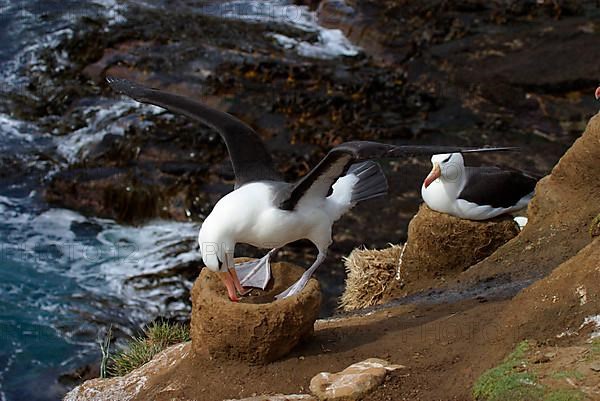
left=473, top=341, right=545, bottom=401
left=591, top=338, right=600, bottom=354
left=473, top=341, right=596, bottom=401
left=543, top=389, right=584, bottom=401
left=550, top=370, right=584, bottom=381
left=590, top=213, right=600, bottom=237
left=107, top=320, right=190, bottom=377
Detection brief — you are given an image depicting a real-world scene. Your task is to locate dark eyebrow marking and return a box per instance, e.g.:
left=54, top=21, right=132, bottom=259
left=442, top=154, right=452, bottom=163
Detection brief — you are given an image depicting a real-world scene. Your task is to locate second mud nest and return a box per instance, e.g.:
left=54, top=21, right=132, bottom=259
left=341, top=204, right=520, bottom=311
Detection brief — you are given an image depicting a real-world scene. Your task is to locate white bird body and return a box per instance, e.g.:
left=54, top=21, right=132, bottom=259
left=421, top=153, right=535, bottom=220
left=421, top=174, right=531, bottom=220
left=198, top=179, right=357, bottom=266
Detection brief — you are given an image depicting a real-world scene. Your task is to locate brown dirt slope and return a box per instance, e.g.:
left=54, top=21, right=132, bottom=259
left=455, top=112, right=600, bottom=287
left=500, top=236, right=600, bottom=343
left=71, top=299, right=511, bottom=401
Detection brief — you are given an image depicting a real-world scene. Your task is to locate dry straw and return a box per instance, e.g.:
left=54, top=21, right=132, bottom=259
left=340, top=244, right=404, bottom=311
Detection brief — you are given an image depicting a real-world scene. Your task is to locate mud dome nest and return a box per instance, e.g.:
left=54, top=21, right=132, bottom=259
left=400, top=204, right=520, bottom=283
left=190, top=261, right=321, bottom=364
left=341, top=204, right=520, bottom=311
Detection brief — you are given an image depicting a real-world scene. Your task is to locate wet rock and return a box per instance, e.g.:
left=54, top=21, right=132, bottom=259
left=45, top=167, right=167, bottom=223
left=44, top=116, right=223, bottom=224
left=58, top=363, right=101, bottom=389
left=64, top=342, right=191, bottom=401
left=190, top=261, right=321, bottom=364
left=319, top=0, right=598, bottom=144
left=309, top=358, right=404, bottom=401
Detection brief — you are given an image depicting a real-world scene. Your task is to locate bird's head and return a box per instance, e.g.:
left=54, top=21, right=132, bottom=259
left=199, top=218, right=236, bottom=268
left=595, top=86, right=600, bottom=101
left=198, top=225, right=241, bottom=302
left=199, top=241, right=229, bottom=273
left=423, top=153, right=465, bottom=188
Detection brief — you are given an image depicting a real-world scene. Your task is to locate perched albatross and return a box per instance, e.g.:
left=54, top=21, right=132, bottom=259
left=106, top=76, right=515, bottom=301
left=421, top=152, right=537, bottom=220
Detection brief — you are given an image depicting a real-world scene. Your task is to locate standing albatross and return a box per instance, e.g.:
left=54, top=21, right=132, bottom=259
left=106, top=76, right=515, bottom=301
left=421, top=152, right=537, bottom=220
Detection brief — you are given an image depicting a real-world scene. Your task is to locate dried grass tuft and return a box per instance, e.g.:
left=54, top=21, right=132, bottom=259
left=340, top=244, right=404, bottom=311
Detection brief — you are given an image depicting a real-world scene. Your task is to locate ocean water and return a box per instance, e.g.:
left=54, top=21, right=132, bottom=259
left=0, top=1, right=359, bottom=400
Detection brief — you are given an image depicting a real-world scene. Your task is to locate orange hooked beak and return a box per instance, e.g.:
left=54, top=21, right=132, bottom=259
left=595, top=86, right=600, bottom=101
left=219, top=268, right=250, bottom=302
left=423, top=162, right=441, bottom=188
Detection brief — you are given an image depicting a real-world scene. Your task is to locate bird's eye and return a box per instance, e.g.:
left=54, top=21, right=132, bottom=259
left=442, top=155, right=452, bottom=163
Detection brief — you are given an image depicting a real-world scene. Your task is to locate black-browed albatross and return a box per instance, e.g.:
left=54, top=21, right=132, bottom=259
left=106, top=76, right=515, bottom=301
left=421, top=152, right=537, bottom=220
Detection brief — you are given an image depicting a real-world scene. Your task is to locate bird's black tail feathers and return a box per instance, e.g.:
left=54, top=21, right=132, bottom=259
left=347, top=161, right=388, bottom=204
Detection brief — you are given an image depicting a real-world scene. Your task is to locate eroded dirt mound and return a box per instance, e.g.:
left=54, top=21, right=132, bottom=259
left=455, top=113, right=600, bottom=287
left=190, top=261, right=321, bottom=364
left=500, top=237, right=600, bottom=342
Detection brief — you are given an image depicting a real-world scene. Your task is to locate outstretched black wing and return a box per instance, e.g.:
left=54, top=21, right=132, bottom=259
left=106, top=77, right=282, bottom=188
left=280, top=141, right=517, bottom=210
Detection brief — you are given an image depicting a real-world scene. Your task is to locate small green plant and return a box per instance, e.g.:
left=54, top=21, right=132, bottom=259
left=473, top=341, right=545, bottom=401
left=99, top=325, right=113, bottom=379
left=473, top=341, right=591, bottom=401
left=591, top=338, right=600, bottom=354
left=589, top=213, right=600, bottom=237
left=544, top=388, right=584, bottom=401
left=550, top=370, right=584, bottom=381
left=107, top=320, right=190, bottom=377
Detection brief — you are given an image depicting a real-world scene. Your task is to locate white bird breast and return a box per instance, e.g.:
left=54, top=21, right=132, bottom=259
left=200, top=182, right=334, bottom=251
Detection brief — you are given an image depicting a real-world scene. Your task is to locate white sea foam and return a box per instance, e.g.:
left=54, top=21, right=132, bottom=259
left=203, top=0, right=360, bottom=59
left=90, top=0, right=127, bottom=26
left=0, top=197, right=10, bottom=213
left=55, top=98, right=163, bottom=163
left=0, top=339, right=18, bottom=401
left=29, top=208, right=87, bottom=244
left=0, top=113, right=38, bottom=144
left=94, top=219, right=199, bottom=278
left=270, top=29, right=359, bottom=59
left=1, top=26, right=74, bottom=90
left=1, top=195, right=200, bottom=323
left=77, top=218, right=200, bottom=321
left=1, top=0, right=129, bottom=90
